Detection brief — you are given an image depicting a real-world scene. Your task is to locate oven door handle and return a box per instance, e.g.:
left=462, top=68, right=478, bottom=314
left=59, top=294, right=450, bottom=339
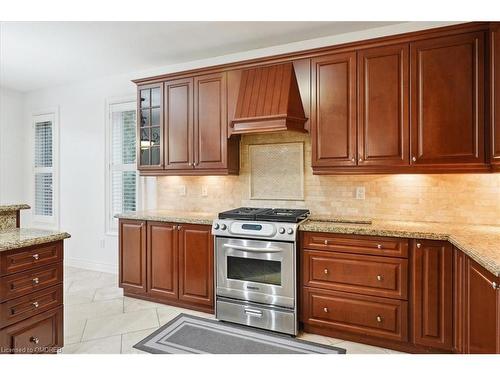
left=222, top=244, right=283, bottom=253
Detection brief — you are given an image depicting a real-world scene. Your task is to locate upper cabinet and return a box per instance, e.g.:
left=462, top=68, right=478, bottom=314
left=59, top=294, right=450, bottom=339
left=410, top=32, right=486, bottom=171
left=138, top=72, right=239, bottom=175
left=138, top=84, right=163, bottom=169
left=491, top=24, right=500, bottom=171
left=135, top=23, right=499, bottom=176
left=311, top=52, right=357, bottom=169
left=358, top=43, right=409, bottom=167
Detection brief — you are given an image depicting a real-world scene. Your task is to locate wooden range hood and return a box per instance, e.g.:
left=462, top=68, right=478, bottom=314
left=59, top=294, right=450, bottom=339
left=230, top=63, right=308, bottom=135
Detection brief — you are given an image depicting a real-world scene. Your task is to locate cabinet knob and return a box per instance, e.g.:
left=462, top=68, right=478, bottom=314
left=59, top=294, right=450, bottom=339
left=32, top=277, right=39, bottom=285
left=324, top=268, right=329, bottom=275
left=416, top=243, right=421, bottom=248
left=412, top=156, right=417, bottom=162
left=376, top=275, right=383, bottom=281
left=177, top=225, right=182, bottom=230
left=376, top=315, right=383, bottom=323
left=323, top=240, right=329, bottom=245
left=376, top=244, right=382, bottom=249
left=493, top=281, right=499, bottom=290
left=32, top=254, right=39, bottom=260
left=32, top=301, right=39, bottom=308
left=351, top=157, right=355, bottom=163
left=358, top=158, right=363, bottom=162
left=30, top=336, right=40, bottom=344
left=323, top=307, right=329, bottom=313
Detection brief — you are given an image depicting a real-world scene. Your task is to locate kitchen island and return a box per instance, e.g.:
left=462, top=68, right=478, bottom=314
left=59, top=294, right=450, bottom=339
left=0, top=204, right=70, bottom=354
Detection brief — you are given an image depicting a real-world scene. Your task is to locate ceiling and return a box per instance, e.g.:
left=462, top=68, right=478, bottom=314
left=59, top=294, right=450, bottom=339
left=0, top=21, right=402, bottom=92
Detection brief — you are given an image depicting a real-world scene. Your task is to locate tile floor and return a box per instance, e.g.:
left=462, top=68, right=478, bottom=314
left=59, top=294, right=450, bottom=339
left=62, top=266, right=402, bottom=354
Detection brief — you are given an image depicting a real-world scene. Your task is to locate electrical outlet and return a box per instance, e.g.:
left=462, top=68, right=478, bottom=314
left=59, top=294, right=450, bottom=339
left=201, top=186, right=208, bottom=197
left=179, top=185, right=186, bottom=196
left=355, top=186, right=366, bottom=200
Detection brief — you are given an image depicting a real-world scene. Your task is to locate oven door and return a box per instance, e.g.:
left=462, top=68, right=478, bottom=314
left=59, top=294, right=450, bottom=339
left=216, top=237, right=295, bottom=308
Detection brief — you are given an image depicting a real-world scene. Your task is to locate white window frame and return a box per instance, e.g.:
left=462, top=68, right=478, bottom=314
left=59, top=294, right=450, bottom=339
left=32, top=109, right=59, bottom=229
left=105, top=96, right=140, bottom=236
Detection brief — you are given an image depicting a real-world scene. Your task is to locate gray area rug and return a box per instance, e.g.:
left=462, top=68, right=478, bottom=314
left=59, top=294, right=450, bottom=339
left=134, top=313, right=346, bottom=354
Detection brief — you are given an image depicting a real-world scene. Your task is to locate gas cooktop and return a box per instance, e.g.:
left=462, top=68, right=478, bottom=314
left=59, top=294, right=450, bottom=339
left=218, top=207, right=310, bottom=223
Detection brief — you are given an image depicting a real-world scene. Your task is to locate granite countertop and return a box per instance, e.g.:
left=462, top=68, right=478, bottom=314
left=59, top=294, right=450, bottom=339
left=0, top=228, right=71, bottom=252
left=116, top=210, right=216, bottom=226
left=300, top=219, right=500, bottom=277
left=0, top=204, right=30, bottom=213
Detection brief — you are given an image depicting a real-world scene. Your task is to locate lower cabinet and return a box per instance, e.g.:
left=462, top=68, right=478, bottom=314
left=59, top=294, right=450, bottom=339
left=464, top=258, right=500, bottom=353
left=411, top=240, right=453, bottom=352
left=119, top=219, right=214, bottom=313
left=300, top=232, right=500, bottom=353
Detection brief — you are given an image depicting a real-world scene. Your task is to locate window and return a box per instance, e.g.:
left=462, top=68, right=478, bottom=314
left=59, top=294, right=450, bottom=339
left=33, top=112, right=58, bottom=227
left=106, top=100, right=138, bottom=234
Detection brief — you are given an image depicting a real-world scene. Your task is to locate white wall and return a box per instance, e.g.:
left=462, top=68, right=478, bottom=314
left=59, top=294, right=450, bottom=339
left=11, top=21, right=460, bottom=274
left=0, top=88, right=28, bottom=214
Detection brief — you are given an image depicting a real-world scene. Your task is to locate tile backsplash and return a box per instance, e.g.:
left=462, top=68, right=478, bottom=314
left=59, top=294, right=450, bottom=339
left=157, top=131, right=500, bottom=226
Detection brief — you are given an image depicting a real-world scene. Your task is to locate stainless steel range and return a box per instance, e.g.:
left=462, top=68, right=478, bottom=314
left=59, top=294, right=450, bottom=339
left=212, top=207, right=309, bottom=336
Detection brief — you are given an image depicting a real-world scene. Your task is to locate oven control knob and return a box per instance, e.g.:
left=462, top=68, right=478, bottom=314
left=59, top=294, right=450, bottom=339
left=220, top=224, right=227, bottom=230
left=287, top=228, right=294, bottom=235
left=278, top=227, right=286, bottom=234
left=214, top=223, right=220, bottom=230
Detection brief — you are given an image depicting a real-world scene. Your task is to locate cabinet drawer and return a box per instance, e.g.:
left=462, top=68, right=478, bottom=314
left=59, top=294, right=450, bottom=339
left=302, top=232, right=408, bottom=258
left=0, top=263, right=63, bottom=303
left=303, top=250, right=408, bottom=299
left=0, top=306, right=63, bottom=354
left=302, top=287, right=408, bottom=342
left=0, top=285, right=63, bottom=329
left=1, top=241, right=63, bottom=276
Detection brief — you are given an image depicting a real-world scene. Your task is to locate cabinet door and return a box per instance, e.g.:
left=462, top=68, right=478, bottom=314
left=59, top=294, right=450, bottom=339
left=147, top=222, right=178, bottom=300
left=138, top=84, right=163, bottom=169
left=410, top=32, right=485, bottom=167
left=411, top=240, right=453, bottom=351
left=358, top=43, right=409, bottom=166
left=465, top=258, right=500, bottom=353
left=178, top=224, right=214, bottom=308
left=194, top=72, right=228, bottom=170
left=164, top=78, right=194, bottom=170
left=311, top=52, right=357, bottom=168
left=119, top=220, right=147, bottom=294
left=453, top=248, right=466, bottom=353
left=491, top=25, right=500, bottom=169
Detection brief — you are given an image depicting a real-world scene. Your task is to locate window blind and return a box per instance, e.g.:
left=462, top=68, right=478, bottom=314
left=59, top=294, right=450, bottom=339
left=34, top=120, right=54, bottom=218
left=110, top=107, right=137, bottom=228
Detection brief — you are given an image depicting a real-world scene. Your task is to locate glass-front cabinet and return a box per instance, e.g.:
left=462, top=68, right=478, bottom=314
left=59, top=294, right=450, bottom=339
left=138, top=84, right=163, bottom=169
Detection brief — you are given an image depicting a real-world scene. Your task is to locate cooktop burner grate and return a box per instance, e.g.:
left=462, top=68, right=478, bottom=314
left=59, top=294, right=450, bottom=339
left=218, top=207, right=310, bottom=223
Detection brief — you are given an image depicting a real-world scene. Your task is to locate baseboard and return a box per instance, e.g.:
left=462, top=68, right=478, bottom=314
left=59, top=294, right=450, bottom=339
left=65, top=257, right=118, bottom=274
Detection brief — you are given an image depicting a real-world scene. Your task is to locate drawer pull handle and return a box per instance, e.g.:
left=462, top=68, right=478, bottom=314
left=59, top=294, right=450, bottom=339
left=323, top=307, right=329, bottom=313
left=324, top=268, right=329, bottom=275
left=376, top=275, right=383, bottom=281
left=30, top=336, right=40, bottom=344
left=244, top=308, right=263, bottom=318
left=32, top=277, right=39, bottom=285
left=416, top=243, right=422, bottom=248
left=376, top=244, right=382, bottom=249
left=323, top=240, right=329, bottom=245
left=32, top=254, right=39, bottom=260
left=32, top=301, right=39, bottom=308
left=376, top=315, right=383, bottom=323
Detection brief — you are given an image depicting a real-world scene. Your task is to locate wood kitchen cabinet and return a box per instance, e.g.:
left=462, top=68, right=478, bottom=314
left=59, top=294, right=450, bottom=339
left=119, top=220, right=147, bottom=294
left=178, top=224, right=214, bottom=308
left=490, top=24, right=500, bottom=171
left=464, top=258, right=500, bottom=353
left=311, top=52, right=357, bottom=170
left=139, top=72, right=239, bottom=176
left=411, top=240, right=454, bottom=352
left=410, top=32, right=486, bottom=171
left=119, top=219, right=214, bottom=313
left=137, top=84, right=163, bottom=170
left=357, top=43, right=409, bottom=167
